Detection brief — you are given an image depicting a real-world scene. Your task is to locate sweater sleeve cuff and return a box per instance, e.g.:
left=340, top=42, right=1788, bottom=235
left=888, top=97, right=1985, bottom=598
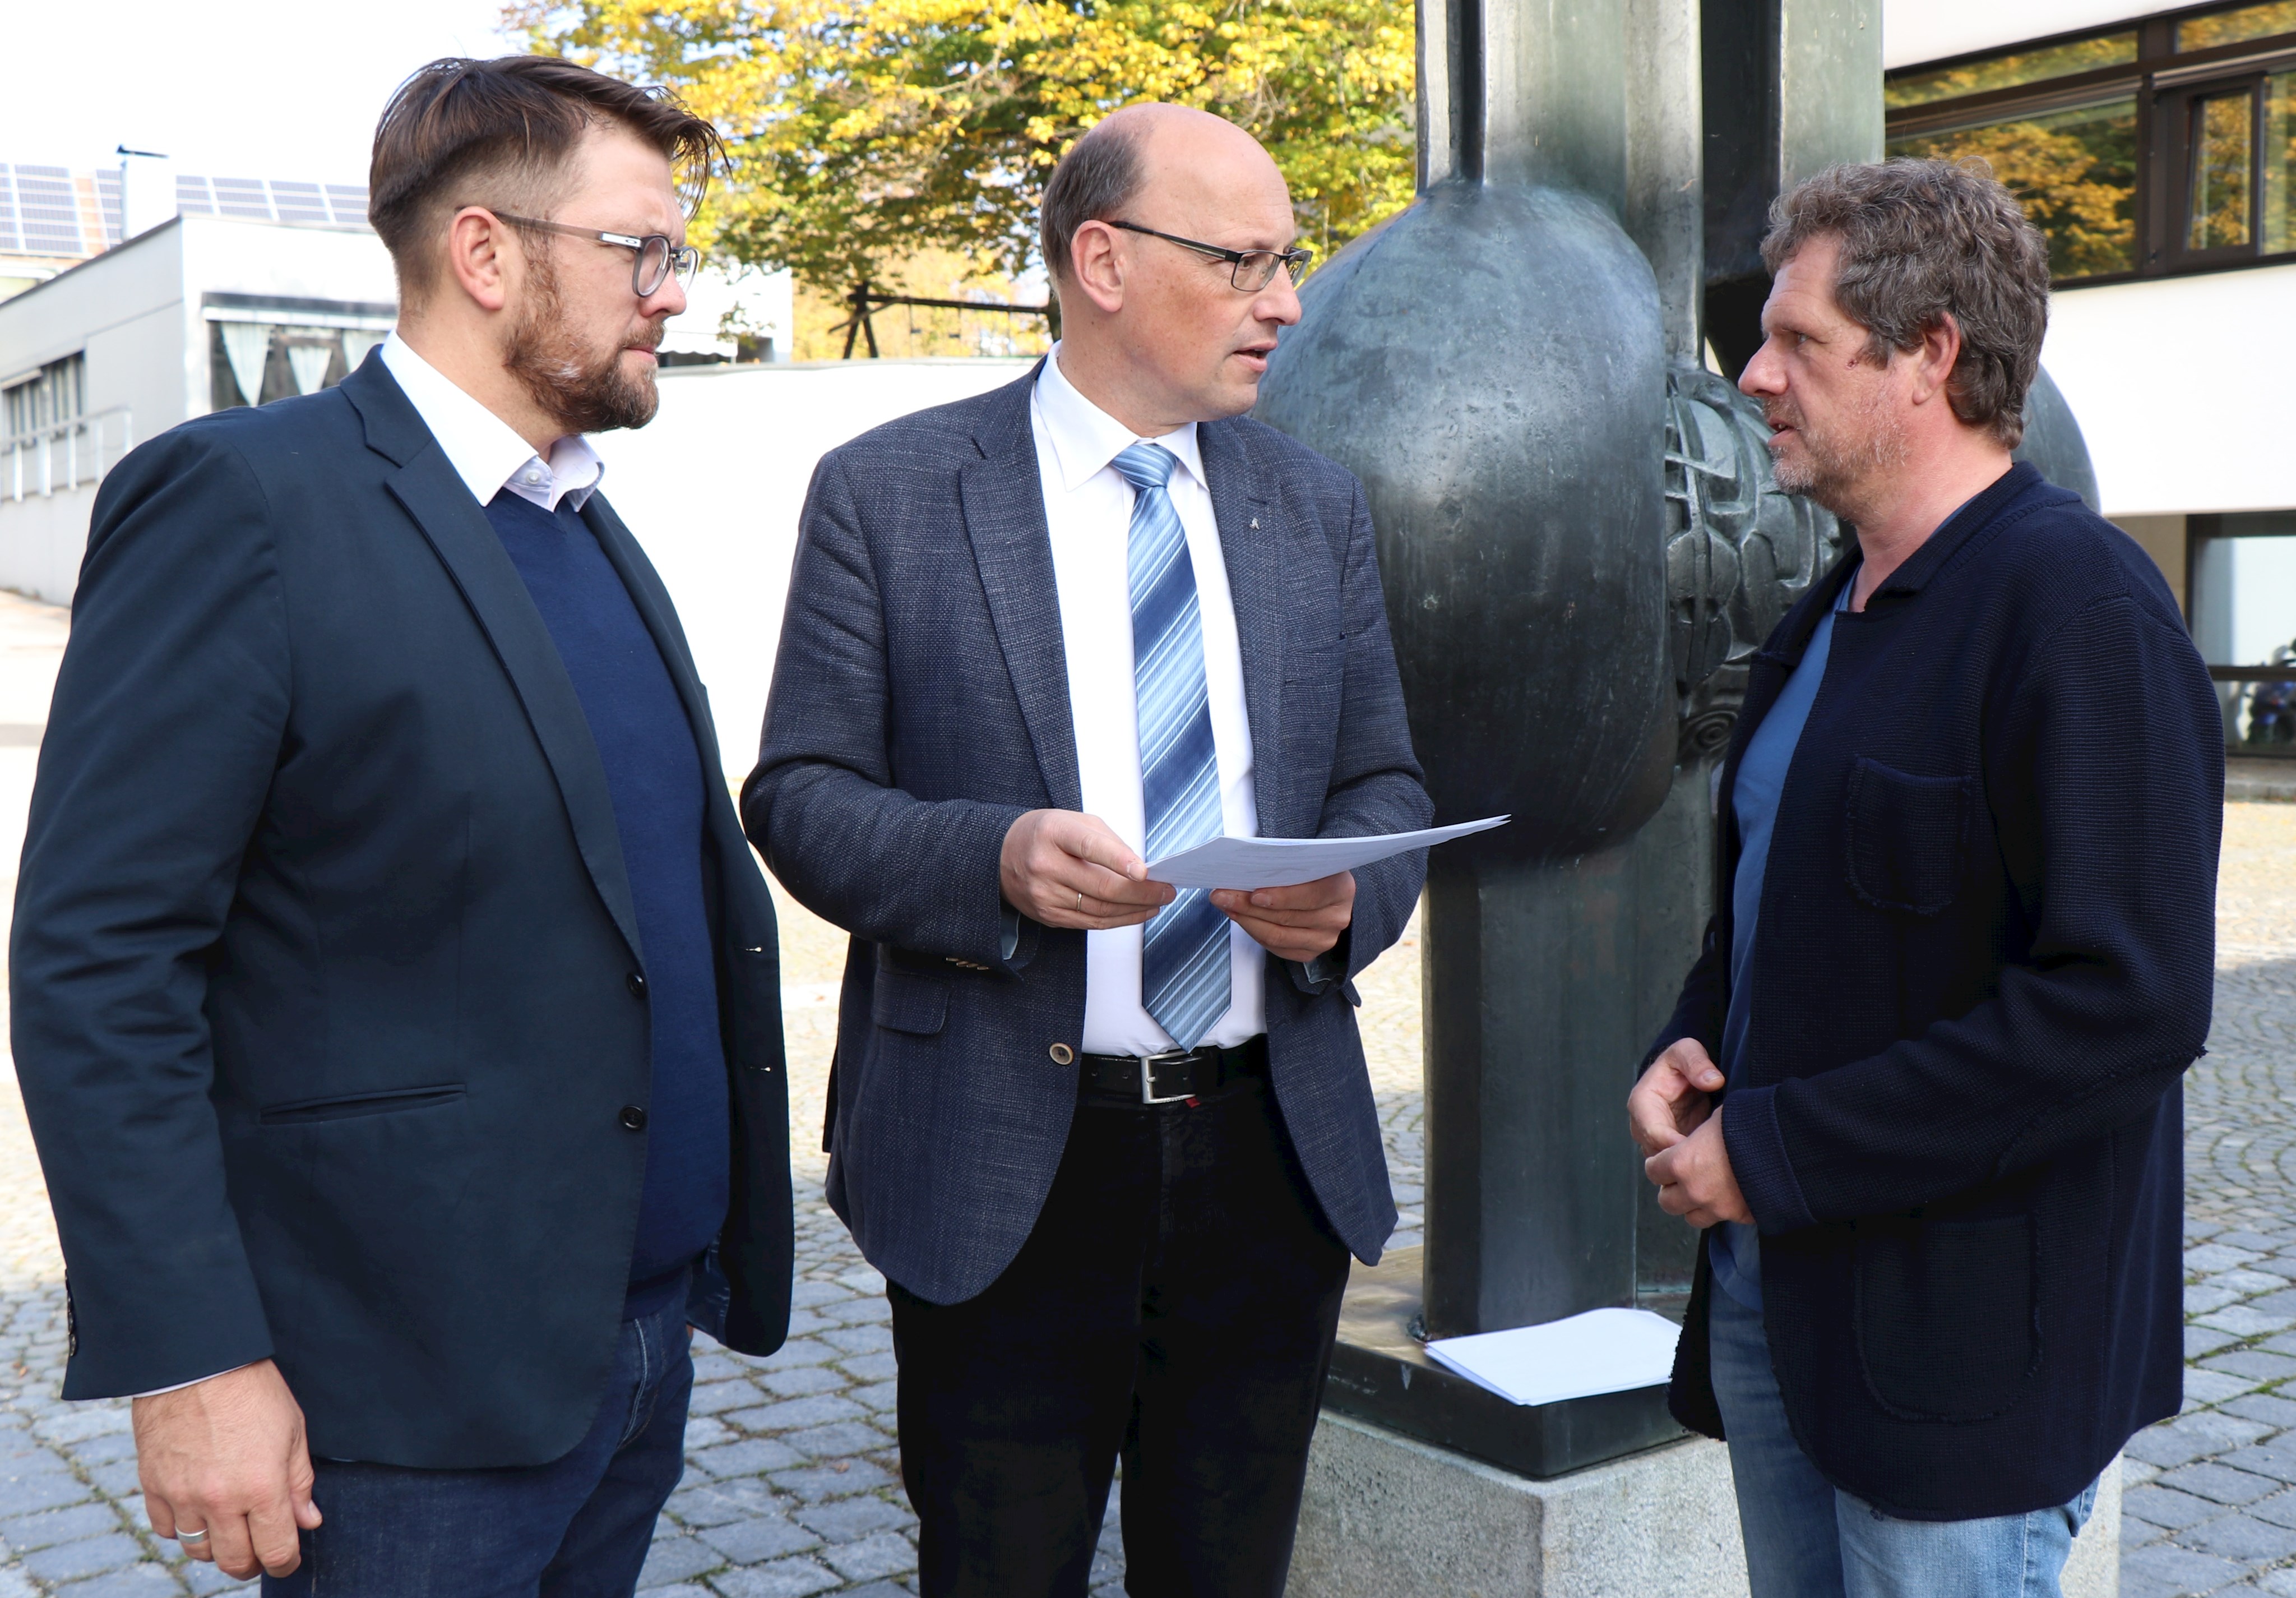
left=1721, top=1085, right=1817, bottom=1234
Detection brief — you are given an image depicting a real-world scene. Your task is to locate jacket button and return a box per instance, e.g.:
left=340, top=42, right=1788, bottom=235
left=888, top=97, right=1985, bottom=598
left=619, top=1105, right=648, bottom=1131
left=627, top=971, right=647, bottom=998
left=1048, top=1043, right=1075, bottom=1066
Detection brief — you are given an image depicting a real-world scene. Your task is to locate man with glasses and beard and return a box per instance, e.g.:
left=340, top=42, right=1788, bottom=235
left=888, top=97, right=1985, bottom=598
left=11, top=56, right=792, bottom=1594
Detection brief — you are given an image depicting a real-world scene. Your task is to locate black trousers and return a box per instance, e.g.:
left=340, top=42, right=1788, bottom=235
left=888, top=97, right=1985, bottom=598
left=887, top=1072, right=1353, bottom=1598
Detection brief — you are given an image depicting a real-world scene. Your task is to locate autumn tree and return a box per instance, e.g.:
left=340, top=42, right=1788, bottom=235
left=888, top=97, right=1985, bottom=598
left=510, top=0, right=1415, bottom=303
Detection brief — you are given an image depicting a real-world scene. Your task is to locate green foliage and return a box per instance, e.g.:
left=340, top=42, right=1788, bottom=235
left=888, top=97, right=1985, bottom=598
left=509, top=0, right=1417, bottom=289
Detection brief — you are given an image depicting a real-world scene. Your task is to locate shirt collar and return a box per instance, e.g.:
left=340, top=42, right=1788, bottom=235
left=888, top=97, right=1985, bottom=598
left=378, top=332, right=604, bottom=513
left=1033, top=343, right=1205, bottom=495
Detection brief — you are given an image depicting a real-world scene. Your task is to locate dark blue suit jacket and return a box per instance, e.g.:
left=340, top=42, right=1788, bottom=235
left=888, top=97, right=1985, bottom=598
left=10, top=353, right=792, bottom=1468
left=1654, top=465, right=2222, bottom=1518
left=744, top=368, right=1430, bottom=1304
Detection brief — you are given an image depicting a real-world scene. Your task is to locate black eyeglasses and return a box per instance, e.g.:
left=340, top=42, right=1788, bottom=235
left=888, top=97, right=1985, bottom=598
left=491, top=213, right=700, bottom=298
left=1109, top=220, right=1312, bottom=290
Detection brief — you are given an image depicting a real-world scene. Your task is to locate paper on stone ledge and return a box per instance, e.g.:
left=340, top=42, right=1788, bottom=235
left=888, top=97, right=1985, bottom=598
left=1144, top=816, right=1508, bottom=891
left=1425, top=1308, right=1682, bottom=1408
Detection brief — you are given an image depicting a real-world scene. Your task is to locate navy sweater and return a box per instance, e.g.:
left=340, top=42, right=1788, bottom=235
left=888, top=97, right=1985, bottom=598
left=486, top=492, right=728, bottom=1305
left=1653, top=464, right=2224, bottom=1519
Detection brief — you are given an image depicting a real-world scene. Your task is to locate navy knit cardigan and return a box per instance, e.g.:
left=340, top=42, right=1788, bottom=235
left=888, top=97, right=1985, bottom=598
left=1655, top=463, right=2225, bottom=1520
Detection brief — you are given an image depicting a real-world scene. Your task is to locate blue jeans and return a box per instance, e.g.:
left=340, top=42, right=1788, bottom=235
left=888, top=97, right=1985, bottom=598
left=1708, top=1282, right=2094, bottom=1597
left=262, top=1288, right=693, bottom=1598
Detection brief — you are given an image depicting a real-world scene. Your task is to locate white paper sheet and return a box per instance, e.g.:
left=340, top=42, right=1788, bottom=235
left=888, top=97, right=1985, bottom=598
left=1424, top=1308, right=1682, bottom=1408
left=1143, top=817, right=1509, bottom=890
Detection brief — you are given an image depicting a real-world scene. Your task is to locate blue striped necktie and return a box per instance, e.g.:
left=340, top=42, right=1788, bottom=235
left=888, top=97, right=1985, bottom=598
left=1113, top=442, right=1231, bottom=1051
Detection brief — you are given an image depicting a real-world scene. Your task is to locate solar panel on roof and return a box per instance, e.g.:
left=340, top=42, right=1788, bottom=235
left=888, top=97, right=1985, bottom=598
left=175, top=174, right=215, bottom=215
left=210, top=178, right=272, bottom=220
left=270, top=181, right=330, bottom=224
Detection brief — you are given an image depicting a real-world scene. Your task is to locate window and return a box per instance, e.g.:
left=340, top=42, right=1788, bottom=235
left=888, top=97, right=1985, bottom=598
left=209, top=324, right=384, bottom=410
left=2189, top=511, right=2296, bottom=750
left=1886, top=2, right=2296, bottom=284
left=2, top=354, right=84, bottom=440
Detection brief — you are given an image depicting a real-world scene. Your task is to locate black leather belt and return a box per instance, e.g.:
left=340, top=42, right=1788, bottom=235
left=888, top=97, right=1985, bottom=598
left=1080, top=1036, right=1269, bottom=1105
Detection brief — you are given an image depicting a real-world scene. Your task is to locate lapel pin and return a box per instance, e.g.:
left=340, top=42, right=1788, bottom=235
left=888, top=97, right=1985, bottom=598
left=1251, top=517, right=1260, bottom=529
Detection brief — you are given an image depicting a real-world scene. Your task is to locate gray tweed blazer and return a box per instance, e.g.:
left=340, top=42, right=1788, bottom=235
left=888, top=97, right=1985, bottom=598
left=743, top=366, right=1430, bottom=1304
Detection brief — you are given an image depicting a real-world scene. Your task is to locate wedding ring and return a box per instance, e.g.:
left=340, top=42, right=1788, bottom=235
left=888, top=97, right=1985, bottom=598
left=178, top=1529, right=210, bottom=1545
left=1075, top=891, right=1085, bottom=912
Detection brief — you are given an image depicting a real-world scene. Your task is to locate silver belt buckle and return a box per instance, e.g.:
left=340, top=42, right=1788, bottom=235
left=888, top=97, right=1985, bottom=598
left=1139, top=1047, right=1198, bottom=1105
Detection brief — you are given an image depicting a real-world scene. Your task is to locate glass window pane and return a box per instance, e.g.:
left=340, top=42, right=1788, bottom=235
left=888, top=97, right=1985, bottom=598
left=1887, top=34, right=2137, bottom=110
left=2178, top=2, right=2296, bottom=52
left=1886, top=98, right=2137, bottom=278
left=2269, top=71, right=2296, bottom=251
left=2191, top=525, right=2296, bottom=746
left=2191, top=90, right=2256, bottom=250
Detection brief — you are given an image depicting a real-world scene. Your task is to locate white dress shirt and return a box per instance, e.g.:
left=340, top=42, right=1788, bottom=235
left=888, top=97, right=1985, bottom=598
left=1032, top=346, right=1266, bottom=1056
left=379, top=334, right=605, bottom=512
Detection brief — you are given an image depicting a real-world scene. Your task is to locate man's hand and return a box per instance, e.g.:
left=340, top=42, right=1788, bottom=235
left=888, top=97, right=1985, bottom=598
left=1001, top=810, right=1176, bottom=930
left=1644, top=1113, right=1752, bottom=1229
left=1627, top=1038, right=1726, bottom=1158
left=135, top=1359, right=321, bottom=1579
left=1211, top=872, right=1354, bottom=963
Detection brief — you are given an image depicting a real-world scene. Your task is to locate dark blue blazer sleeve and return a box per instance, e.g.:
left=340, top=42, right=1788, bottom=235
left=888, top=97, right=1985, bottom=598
left=11, top=426, right=288, bottom=1396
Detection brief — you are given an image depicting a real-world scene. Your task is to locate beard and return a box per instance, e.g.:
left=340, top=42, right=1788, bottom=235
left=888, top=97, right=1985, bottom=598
left=1766, top=384, right=1909, bottom=518
left=503, top=253, right=662, bottom=435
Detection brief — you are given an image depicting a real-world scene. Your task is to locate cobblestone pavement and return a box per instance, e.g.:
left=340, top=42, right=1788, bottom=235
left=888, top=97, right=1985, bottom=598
left=0, top=585, right=2280, bottom=1595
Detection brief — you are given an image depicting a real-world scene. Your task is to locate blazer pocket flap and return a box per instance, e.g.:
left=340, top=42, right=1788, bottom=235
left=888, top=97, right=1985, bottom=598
left=871, top=967, right=951, bottom=1036
left=1846, top=757, right=1973, bottom=916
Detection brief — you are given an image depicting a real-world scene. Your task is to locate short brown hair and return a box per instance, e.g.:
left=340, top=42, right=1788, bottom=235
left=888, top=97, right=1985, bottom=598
left=1039, top=119, right=1147, bottom=285
left=1761, top=158, right=2050, bottom=447
left=370, top=56, right=723, bottom=302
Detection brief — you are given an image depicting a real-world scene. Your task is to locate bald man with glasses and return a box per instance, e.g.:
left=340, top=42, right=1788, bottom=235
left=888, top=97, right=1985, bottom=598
left=746, top=104, right=1429, bottom=1597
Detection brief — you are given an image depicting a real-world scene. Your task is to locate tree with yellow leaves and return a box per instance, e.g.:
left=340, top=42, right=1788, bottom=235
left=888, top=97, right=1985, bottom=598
left=509, top=0, right=1415, bottom=303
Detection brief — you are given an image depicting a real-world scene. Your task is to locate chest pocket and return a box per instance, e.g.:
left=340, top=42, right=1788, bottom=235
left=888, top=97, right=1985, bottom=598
left=1846, top=757, right=1973, bottom=916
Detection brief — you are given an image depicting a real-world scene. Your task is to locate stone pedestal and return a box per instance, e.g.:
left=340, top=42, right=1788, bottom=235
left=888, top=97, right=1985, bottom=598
left=1286, top=1411, right=2124, bottom=1597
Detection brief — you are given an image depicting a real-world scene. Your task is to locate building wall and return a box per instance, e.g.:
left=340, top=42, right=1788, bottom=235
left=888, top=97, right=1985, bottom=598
left=2042, top=262, right=2296, bottom=519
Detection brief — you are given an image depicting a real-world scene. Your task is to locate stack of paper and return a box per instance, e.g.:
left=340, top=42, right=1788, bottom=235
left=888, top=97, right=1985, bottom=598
left=1145, top=816, right=1508, bottom=890
left=1425, top=1308, right=1682, bottom=1407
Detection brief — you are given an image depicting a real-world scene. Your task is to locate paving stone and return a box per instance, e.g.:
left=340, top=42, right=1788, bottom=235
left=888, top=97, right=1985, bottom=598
left=818, top=1327, right=892, bottom=1357
left=1, top=1502, right=127, bottom=1551
left=838, top=1354, right=899, bottom=1384
left=698, top=1516, right=820, bottom=1565
left=2218, top=1440, right=2296, bottom=1485
left=2131, top=1427, right=2221, bottom=1470
left=0, top=1471, right=90, bottom=1516
left=789, top=1281, right=853, bottom=1311
left=668, top=1479, right=784, bottom=1528
left=21, top=1534, right=145, bottom=1582
left=2189, top=1244, right=2265, bottom=1273
left=2201, top=1306, right=2296, bottom=1338
left=641, top=1587, right=716, bottom=1598
left=2121, top=1541, right=2248, bottom=1594
left=2173, top=1410, right=2278, bottom=1451
left=639, top=1535, right=727, bottom=1587
left=2248, top=1489, right=2296, bottom=1529
left=2159, top=1461, right=2284, bottom=1504
left=2192, top=1326, right=2247, bottom=1360
left=2185, top=1512, right=2296, bottom=1560
left=757, top=1366, right=847, bottom=1401
left=794, top=1497, right=913, bottom=1543
left=47, top=1563, right=181, bottom=1596
left=707, top=1557, right=843, bottom=1597
left=846, top=1382, right=898, bottom=1415
left=770, top=1460, right=898, bottom=1503
left=728, top=1396, right=866, bottom=1433
left=2126, top=1484, right=2230, bottom=1530
left=2188, top=1368, right=2266, bottom=1407
left=689, top=1380, right=768, bottom=1416
left=85, top=1461, right=141, bottom=1498
left=753, top=1339, right=840, bottom=1371
left=781, top=1423, right=895, bottom=1462
left=821, top=1532, right=915, bottom=1582
left=2206, top=1350, right=2296, bottom=1384
left=179, top=1564, right=257, bottom=1594
left=687, top=1438, right=808, bottom=1479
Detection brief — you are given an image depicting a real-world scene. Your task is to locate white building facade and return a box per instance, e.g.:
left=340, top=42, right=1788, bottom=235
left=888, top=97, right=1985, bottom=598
left=1887, top=0, right=2296, bottom=750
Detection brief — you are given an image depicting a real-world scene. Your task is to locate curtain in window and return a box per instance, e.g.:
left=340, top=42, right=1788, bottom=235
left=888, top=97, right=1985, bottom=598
left=285, top=340, right=335, bottom=396
left=219, top=324, right=272, bottom=409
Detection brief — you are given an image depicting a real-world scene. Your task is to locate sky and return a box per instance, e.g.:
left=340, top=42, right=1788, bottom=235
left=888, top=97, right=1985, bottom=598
left=4, top=0, right=523, bottom=184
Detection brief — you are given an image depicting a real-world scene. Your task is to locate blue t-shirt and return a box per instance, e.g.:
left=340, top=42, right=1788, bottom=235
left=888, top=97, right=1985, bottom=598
left=1709, top=579, right=1851, bottom=1311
